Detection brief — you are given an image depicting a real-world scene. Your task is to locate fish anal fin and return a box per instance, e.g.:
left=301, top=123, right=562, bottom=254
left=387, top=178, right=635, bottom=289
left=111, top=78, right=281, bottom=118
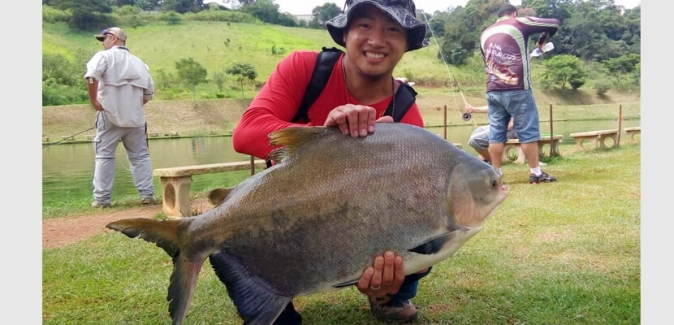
left=408, top=232, right=456, bottom=255
left=209, top=252, right=292, bottom=325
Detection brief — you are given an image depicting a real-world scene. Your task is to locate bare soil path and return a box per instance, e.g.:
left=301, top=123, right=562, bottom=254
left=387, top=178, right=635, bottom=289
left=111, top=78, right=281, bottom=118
left=42, top=198, right=214, bottom=249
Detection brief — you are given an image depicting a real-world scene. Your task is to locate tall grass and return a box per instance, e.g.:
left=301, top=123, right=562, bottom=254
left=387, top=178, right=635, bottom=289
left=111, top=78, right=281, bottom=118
left=43, top=144, right=640, bottom=324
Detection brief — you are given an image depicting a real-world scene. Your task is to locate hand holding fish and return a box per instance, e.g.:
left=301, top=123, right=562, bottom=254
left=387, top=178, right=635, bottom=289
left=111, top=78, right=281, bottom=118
left=356, top=251, right=405, bottom=298
left=324, top=104, right=378, bottom=137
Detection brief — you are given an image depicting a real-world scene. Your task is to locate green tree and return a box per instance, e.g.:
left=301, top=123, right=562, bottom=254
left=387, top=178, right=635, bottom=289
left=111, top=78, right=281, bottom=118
left=42, top=52, right=89, bottom=105
left=541, top=54, right=586, bottom=89
left=212, top=71, right=226, bottom=93
left=225, top=62, right=257, bottom=98
left=436, top=0, right=502, bottom=65
left=175, top=58, right=208, bottom=107
left=161, top=0, right=204, bottom=13
left=242, top=0, right=277, bottom=22
left=42, top=53, right=81, bottom=86
left=603, top=53, right=640, bottom=85
left=309, top=2, right=342, bottom=30
left=49, top=0, right=114, bottom=30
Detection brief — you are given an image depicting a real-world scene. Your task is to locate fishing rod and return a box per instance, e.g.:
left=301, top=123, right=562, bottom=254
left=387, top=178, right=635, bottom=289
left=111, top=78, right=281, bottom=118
left=42, top=126, right=96, bottom=149
left=419, top=10, right=478, bottom=128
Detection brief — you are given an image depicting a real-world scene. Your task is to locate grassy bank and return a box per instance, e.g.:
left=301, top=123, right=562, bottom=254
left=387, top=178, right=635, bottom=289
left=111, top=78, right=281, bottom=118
left=43, top=143, right=640, bottom=324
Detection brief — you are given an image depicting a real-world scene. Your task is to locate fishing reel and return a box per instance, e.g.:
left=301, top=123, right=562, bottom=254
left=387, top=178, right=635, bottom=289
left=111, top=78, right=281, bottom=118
left=462, top=112, right=472, bottom=121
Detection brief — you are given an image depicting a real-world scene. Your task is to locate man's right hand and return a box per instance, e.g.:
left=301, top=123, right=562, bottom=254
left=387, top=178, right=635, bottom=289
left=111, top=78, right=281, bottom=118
left=92, top=101, right=104, bottom=111
left=465, top=103, right=475, bottom=113
left=324, top=104, right=378, bottom=137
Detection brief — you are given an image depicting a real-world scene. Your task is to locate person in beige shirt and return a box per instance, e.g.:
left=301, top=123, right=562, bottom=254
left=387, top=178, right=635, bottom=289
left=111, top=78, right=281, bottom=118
left=83, top=27, right=156, bottom=208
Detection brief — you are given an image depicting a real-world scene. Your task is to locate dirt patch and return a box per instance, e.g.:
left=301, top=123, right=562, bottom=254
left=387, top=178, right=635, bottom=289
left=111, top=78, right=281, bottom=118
left=42, top=198, right=215, bottom=249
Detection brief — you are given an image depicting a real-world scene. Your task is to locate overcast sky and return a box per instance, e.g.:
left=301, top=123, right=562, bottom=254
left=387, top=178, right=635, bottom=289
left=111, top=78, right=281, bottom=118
left=240, top=0, right=641, bottom=15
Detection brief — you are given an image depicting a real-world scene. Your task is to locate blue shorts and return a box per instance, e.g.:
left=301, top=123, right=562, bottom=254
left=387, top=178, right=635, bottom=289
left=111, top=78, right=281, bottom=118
left=486, top=89, right=540, bottom=143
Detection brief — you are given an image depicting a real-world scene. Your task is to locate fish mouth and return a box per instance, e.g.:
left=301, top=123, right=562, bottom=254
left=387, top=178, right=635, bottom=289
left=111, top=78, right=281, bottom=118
left=478, top=184, right=509, bottom=222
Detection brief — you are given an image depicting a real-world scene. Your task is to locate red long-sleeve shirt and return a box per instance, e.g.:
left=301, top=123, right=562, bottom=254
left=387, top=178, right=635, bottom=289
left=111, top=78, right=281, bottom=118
left=232, top=50, right=425, bottom=160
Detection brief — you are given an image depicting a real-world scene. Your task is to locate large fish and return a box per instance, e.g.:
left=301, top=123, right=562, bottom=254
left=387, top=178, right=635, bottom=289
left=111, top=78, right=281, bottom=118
left=106, top=123, right=509, bottom=325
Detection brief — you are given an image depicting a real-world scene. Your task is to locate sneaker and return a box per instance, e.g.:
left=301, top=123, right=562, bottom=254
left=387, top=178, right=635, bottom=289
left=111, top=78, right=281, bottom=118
left=140, top=197, right=156, bottom=205
left=91, top=201, right=111, bottom=208
left=529, top=171, right=557, bottom=184
left=369, top=295, right=418, bottom=323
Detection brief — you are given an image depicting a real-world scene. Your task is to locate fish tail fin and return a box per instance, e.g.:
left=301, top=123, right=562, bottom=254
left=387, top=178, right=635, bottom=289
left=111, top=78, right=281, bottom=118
left=168, top=254, right=204, bottom=325
left=106, top=218, right=183, bottom=257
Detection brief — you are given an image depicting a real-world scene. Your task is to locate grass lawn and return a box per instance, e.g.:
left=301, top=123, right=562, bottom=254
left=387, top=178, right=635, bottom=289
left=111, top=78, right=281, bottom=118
left=43, top=143, right=640, bottom=324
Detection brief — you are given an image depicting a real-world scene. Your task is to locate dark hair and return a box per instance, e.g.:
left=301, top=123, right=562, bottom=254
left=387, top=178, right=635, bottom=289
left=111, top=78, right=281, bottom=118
left=497, top=4, right=518, bottom=17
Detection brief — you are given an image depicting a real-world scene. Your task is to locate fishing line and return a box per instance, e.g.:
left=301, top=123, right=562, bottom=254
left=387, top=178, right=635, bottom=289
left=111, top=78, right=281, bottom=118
left=419, top=10, right=477, bottom=127
left=42, top=126, right=96, bottom=149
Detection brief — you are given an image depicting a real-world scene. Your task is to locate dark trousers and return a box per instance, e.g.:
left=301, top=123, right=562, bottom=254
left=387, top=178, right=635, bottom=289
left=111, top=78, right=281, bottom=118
left=273, top=267, right=432, bottom=325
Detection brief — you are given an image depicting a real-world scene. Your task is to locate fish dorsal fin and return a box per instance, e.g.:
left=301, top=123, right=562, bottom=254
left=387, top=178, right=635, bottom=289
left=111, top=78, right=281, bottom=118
left=209, top=252, right=292, bottom=325
left=268, top=127, right=329, bottom=162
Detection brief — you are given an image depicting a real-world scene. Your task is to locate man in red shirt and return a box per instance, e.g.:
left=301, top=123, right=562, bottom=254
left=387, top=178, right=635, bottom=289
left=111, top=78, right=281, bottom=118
left=221, top=0, right=431, bottom=323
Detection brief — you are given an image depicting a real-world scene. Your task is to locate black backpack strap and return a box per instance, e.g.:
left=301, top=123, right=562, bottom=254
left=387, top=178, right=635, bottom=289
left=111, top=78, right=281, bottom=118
left=291, top=47, right=344, bottom=123
left=384, top=82, right=417, bottom=122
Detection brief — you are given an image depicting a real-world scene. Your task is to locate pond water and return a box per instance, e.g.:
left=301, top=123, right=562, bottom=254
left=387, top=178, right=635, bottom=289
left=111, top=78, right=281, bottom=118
left=42, top=119, right=640, bottom=205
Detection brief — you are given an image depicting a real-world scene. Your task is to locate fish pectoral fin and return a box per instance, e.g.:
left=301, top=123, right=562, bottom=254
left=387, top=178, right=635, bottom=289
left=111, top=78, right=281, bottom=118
left=207, top=187, right=233, bottom=206
left=208, top=252, right=292, bottom=325
left=408, top=232, right=456, bottom=255
left=333, top=279, right=359, bottom=289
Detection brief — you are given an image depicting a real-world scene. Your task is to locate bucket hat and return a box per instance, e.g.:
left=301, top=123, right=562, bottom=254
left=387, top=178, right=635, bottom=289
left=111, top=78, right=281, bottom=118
left=326, top=0, right=428, bottom=52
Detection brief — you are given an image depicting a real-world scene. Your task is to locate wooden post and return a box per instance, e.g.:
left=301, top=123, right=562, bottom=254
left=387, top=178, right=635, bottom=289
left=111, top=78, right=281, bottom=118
left=617, top=105, right=623, bottom=148
left=549, top=104, right=553, bottom=140
left=250, top=155, right=255, bottom=176
left=443, top=105, right=447, bottom=140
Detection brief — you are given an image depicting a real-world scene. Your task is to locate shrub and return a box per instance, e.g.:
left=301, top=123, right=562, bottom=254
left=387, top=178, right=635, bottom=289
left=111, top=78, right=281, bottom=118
left=42, top=5, right=70, bottom=23
left=162, top=12, right=182, bottom=25
left=569, top=77, right=585, bottom=90
left=42, top=79, right=88, bottom=106
left=594, top=81, right=612, bottom=96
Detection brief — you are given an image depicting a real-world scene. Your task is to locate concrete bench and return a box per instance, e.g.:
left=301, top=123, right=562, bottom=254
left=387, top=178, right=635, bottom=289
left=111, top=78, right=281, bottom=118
left=502, top=135, right=563, bottom=165
left=153, top=159, right=266, bottom=217
left=569, top=129, right=619, bottom=150
left=624, top=126, right=641, bottom=143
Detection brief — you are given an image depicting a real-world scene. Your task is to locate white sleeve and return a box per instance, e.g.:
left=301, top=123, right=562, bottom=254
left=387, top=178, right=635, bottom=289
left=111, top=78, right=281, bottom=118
left=83, top=52, right=107, bottom=81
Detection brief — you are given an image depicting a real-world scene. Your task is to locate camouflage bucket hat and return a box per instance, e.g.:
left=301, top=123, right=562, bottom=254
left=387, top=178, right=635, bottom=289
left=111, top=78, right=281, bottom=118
left=326, top=0, right=429, bottom=52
